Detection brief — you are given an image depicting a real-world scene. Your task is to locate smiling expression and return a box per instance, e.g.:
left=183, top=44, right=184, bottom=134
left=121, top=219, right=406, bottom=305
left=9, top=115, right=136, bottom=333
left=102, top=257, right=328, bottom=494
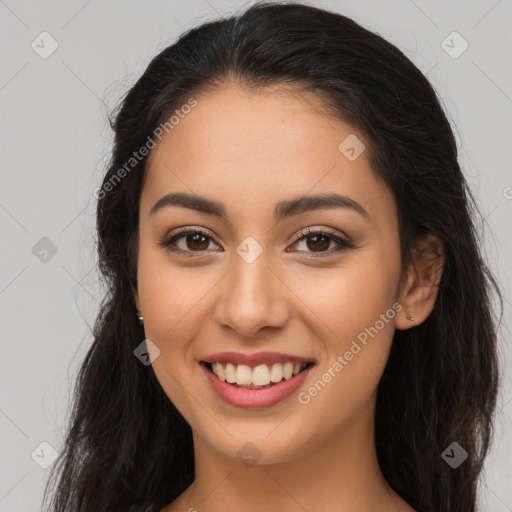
left=133, top=82, right=407, bottom=464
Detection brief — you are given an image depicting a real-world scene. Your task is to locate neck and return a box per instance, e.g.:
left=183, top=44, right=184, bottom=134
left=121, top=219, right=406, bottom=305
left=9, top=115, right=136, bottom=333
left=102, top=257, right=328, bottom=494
left=176, top=393, right=411, bottom=512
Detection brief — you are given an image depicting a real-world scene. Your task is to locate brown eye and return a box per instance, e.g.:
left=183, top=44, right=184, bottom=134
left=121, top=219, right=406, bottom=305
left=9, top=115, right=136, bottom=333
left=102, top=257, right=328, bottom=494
left=159, top=227, right=355, bottom=259
left=305, top=234, right=331, bottom=252
left=159, top=228, right=220, bottom=256
left=185, top=233, right=210, bottom=251
left=289, top=227, right=355, bottom=258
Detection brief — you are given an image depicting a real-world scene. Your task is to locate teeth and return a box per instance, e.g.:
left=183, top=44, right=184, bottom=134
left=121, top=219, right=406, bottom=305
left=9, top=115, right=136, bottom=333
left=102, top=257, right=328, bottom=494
left=214, top=362, right=225, bottom=382
left=235, top=364, right=253, bottom=385
left=225, top=362, right=236, bottom=383
left=283, top=362, right=293, bottom=380
left=210, top=361, right=307, bottom=387
left=269, top=363, right=283, bottom=383
left=252, top=364, right=271, bottom=386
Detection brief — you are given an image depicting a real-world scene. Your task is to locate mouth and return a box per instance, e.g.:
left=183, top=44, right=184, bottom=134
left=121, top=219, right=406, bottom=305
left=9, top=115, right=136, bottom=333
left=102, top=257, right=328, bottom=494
left=201, top=361, right=315, bottom=390
left=199, top=351, right=316, bottom=408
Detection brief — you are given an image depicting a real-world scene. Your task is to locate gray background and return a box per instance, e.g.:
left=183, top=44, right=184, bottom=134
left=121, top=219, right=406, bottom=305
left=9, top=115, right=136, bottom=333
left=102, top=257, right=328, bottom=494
left=0, top=0, right=511, bottom=510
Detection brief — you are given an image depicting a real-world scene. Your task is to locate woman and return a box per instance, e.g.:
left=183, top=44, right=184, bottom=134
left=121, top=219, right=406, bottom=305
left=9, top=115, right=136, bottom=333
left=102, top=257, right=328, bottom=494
left=43, top=2, right=503, bottom=511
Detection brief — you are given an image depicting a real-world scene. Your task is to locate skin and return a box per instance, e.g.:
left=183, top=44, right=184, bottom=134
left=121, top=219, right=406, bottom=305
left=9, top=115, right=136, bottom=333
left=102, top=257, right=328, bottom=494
left=133, top=82, right=444, bottom=512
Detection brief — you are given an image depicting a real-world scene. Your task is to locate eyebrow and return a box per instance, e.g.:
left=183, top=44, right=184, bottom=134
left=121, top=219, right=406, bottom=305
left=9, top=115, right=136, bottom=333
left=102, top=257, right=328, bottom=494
left=149, top=192, right=370, bottom=222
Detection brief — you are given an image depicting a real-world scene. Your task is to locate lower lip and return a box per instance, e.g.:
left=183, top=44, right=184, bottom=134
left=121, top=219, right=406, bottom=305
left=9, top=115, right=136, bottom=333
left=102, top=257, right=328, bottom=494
left=201, top=363, right=313, bottom=408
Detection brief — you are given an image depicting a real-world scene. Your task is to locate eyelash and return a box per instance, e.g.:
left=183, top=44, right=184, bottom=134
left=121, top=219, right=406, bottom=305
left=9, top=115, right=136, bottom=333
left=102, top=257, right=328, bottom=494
left=158, top=226, right=356, bottom=259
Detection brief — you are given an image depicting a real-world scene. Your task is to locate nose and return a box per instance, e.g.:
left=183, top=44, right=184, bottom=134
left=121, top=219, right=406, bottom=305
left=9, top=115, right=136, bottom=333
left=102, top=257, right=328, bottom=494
left=213, top=250, right=290, bottom=338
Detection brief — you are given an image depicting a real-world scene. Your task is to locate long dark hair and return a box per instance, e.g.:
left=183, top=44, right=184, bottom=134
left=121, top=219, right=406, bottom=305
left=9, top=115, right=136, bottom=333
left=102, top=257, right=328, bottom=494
left=42, top=2, right=503, bottom=511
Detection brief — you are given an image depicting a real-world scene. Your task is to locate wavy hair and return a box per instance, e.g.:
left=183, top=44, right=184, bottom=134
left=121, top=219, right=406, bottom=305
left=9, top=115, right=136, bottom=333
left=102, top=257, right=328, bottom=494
left=43, top=2, right=503, bottom=511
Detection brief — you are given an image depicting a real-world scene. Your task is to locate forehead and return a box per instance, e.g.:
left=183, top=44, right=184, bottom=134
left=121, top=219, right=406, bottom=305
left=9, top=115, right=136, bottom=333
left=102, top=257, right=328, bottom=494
left=142, top=83, right=396, bottom=227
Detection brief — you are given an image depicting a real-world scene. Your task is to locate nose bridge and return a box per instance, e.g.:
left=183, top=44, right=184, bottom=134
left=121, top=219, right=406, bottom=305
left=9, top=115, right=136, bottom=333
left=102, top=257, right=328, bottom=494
left=214, top=241, right=289, bottom=336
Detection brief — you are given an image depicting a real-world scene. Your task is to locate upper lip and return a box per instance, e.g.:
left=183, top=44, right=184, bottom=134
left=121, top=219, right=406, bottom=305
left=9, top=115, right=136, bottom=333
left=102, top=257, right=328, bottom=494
left=202, top=351, right=314, bottom=366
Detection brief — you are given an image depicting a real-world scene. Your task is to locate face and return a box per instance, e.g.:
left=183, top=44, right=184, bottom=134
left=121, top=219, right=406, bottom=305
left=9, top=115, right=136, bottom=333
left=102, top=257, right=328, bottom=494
left=134, top=83, right=407, bottom=466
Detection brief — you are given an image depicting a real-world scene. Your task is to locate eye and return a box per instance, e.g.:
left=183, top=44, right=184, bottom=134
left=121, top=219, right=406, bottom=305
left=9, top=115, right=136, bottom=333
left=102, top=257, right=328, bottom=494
left=159, top=226, right=355, bottom=258
left=287, top=227, right=355, bottom=258
left=159, top=228, right=221, bottom=257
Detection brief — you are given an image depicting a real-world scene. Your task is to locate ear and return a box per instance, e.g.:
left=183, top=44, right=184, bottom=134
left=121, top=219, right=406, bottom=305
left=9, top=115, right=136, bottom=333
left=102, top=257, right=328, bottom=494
left=395, top=232, right=445, bottom=330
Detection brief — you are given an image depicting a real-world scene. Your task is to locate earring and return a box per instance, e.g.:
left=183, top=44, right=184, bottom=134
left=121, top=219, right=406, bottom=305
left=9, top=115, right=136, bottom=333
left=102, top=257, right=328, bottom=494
left=137, top=315, right=144, bottom=325
left=406, top=312, right=415, bottom=324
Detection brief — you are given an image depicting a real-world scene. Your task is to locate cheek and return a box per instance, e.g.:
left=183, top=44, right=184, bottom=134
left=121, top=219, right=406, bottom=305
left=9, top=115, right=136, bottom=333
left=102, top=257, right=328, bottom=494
left=296, top=293, right=397, bottom=431
left=295, top=257, right=400, bottom=396
left=297, top=255, right=399, bottom=339
left=137, top=247, right=213, bottom=344
left=136, top=250, right=211, bottom=418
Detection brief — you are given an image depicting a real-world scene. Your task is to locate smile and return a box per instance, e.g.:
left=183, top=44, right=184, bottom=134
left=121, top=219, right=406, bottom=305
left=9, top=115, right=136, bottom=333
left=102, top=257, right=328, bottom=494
left=199, top=352, right=315, bottom=408
left=205, top=361, right=311, bottom=389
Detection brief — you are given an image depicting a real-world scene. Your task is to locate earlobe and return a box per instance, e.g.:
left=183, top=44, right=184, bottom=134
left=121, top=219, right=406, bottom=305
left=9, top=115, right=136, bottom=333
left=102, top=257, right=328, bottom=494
left=395, top=233, right=445, bottom=331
